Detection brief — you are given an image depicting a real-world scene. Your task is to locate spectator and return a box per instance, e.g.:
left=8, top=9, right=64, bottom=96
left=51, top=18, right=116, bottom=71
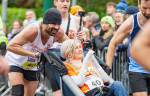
left=11, top=20, right=22, bottom=34
left=61, top=39, right=128, bottom=96
left=85, top=12, right=100, bottom=39
left=106, top=2, right=116, bottom=17
left=114, top=12, right=124, bottom=31
left=54, top=0, right=85, bottom=40
left=114, top=11, right=127, bottom=51
left=70, top=5, right=90, bottom=41
left=86, top=12, right=100, bottom=31
left=92, top=16, right=114, bottom=50
left=70, top=5, right=83, bottom=16
left=122, top=5, right=139, bottom=20
left=117, top=5, right=139, bottom=52
left=115, top=0, right=128, bottom=12
left=7, top=20, right=23, bottom=41
left=23, top=9, right=37, bottom=27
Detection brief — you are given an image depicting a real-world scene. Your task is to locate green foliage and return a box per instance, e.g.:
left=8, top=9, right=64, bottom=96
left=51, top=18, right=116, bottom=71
left=0, top=0, right=138, bottom=31
left=6, top=7, right=26, bottom=30
left=35, top=0, right=43, bottom=8
left=6, top=0, right=43, bottom=8
left=76, top=0, right=138, bottom=19
left=0, top=5, right=43, bottom=30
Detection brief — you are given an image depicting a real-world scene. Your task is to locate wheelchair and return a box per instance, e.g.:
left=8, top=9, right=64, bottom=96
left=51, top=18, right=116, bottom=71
left=37, top=49, right=113, bottom=96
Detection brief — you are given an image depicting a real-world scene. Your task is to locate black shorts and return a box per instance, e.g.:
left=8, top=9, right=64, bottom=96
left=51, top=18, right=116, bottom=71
left=129, top=71, right=150, bottom=93
left=9, top=66, right=38, bottom=81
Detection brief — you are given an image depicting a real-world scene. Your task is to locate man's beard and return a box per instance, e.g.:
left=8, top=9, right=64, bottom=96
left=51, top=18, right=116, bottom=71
left=46, top=28, right=59, bottom=36
left=142, top=12, right=150, bottom=19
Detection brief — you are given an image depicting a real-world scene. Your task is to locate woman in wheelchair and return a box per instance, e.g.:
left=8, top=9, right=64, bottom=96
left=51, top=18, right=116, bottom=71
left=60, top=39, right=128, bottom=96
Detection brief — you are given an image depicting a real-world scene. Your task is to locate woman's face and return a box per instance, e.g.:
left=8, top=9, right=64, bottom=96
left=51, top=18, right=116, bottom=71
left=101, top=21, right=110, bottom=31
left=114, top=12, right=124, bottom=26
left=72, top=43, right=84, bottom=60
left=13, top=21, right=21, bottom=31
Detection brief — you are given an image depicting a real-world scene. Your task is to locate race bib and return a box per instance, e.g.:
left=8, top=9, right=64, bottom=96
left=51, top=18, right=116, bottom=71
left=22, top=62, right=37, bottom=68
left=22, top=57, right=37, bottom=68
left=84, top=75, right=104, bottom=90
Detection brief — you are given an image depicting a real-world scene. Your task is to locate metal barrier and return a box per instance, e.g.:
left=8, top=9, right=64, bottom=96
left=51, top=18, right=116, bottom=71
left=95, top=47, right=130, bottom=93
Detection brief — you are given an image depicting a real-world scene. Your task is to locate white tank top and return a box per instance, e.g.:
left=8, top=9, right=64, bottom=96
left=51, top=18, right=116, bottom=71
left=5, top=22, right=54, bottom=71
left=61, top=14, right=77, bottom=39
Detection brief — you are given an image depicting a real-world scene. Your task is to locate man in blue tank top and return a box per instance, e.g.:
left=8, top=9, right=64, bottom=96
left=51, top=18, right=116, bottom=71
left=107, top=0, right=150, bottom=96
left=130, top=22, right=150, bottom=72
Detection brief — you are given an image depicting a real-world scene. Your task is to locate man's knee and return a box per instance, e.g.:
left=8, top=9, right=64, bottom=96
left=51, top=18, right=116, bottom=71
left=12, top=84, right=24, bottom=96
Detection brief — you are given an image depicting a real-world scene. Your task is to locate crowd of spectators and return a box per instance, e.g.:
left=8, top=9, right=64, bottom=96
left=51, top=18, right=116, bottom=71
left=1, top=0, right=149, bottom=96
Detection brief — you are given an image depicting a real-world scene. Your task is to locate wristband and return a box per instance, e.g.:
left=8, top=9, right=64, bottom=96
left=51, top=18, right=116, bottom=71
left=34, top=52, right=39, bottom=57
left=110, top=67, right=112, bottom=71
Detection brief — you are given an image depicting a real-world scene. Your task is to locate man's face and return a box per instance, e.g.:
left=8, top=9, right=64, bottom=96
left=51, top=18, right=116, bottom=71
left=139, top=0, right=150, bottom=19
left=124, top=14, right=131, bottom=20
left=85, top=15, right=93, bottom=28
left=26, top=11, right=36, bottom=21
left=54, top=0, right=70, bottom=13
left=44, top=24, right=60, bottom=36
left=107, top=5, right=115, bottom=16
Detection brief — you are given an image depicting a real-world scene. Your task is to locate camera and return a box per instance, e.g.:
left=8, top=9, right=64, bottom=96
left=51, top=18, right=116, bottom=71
left=83, top=40, right=93, bottom=50
left=78, top=10, right=85, bottom=31
left=78, top=10, right=85, bottom=16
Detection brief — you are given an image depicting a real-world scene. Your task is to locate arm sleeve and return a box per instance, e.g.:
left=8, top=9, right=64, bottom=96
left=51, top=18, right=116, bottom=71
left=66, top=64, right=87, bottom=87
left=65, top=51, right=93, bottom=87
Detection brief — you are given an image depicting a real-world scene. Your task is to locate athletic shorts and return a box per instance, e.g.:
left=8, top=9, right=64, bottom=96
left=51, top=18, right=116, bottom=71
left=129, top=71, right=150, bottom=94
left=9, top=66, right=38, bottom=81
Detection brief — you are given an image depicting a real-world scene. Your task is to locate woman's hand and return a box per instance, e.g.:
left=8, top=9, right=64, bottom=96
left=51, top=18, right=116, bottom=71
left=91, top=27, right=100, bottom=37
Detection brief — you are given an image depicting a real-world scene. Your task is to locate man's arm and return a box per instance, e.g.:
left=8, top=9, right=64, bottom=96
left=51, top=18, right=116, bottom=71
left=130, top=22, right=150, bottom=71
left=106, top=16, right=133, bottom=67
left=6, top=24, right=38, bottom=58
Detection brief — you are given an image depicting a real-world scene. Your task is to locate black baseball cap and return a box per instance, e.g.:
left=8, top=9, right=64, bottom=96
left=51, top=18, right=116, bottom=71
left=122, top=5, right=139, bottom=15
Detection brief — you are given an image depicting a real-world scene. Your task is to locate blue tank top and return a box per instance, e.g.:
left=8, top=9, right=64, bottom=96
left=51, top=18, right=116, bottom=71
left=128, top=13, right=149, bottom=73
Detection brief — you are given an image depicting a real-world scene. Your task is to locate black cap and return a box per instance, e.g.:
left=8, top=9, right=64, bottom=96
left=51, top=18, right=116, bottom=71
left=43, top=8, right=62, bottom=24
left=122, top=5, right=139, bottom=15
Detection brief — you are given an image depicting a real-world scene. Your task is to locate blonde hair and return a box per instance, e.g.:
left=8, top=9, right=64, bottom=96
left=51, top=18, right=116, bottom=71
left=61, top=39, right=81, bottom=59
left=100, top=27, right=114, bottom=40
